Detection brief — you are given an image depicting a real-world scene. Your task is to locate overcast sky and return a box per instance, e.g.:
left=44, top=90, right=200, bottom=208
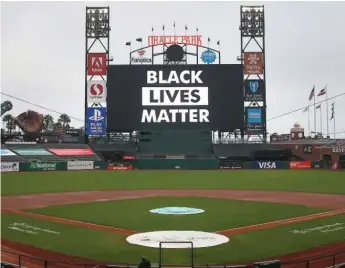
left=1, top=1, right=345, bottom=137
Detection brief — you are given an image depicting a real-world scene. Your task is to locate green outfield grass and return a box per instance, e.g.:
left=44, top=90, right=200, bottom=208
left=2, top=170, right=345, bottom=196
left=2, top=212, right=345, bottom=264
left=27, top=197, right=328, bottom=232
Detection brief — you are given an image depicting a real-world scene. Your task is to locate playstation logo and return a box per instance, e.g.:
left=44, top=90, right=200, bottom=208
left=89, top=109, right=104, bottom=121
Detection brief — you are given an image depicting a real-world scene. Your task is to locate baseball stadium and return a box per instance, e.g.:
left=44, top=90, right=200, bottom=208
left=1, top=4, right=345, bottom=268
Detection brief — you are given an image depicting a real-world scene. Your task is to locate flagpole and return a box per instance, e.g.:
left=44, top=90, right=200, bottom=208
left=196, top=27, right=199, bottom=65
left=313, top=86, right=316, bottom=135
left=151, top=27, right=154, bottom=65
left=333, top=102, right=336, bottom=139
left=325, top=84, right=329, bottom=137
left=320, top=104, right=322, bottom=135
left=129, top=43, right=131, bottom=65
left=308, top=106, right=310, bottom=136
left=185, top=25, right=188, bottom=63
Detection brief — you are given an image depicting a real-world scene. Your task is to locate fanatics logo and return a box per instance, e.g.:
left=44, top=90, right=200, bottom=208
left=87, top=53, right=107, bottom=75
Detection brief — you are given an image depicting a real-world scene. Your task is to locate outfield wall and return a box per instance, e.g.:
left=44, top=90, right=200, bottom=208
left=1, top=159, right=344, bottom=172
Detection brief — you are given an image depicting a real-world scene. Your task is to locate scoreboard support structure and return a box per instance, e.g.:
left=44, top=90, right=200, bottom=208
left=84, top=7, right=110, bottom=144
left=240, top=5, right=267, bottom=142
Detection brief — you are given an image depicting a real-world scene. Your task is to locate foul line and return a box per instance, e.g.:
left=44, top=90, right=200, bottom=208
left=216, top=209, right=345, bottom=235
left=1, top=209, right=137, bottom=235
left=2, top=209, right=345, bottom=237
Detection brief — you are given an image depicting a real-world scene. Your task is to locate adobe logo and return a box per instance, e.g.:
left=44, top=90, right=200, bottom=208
left=87, top=53, right=107, bottom=75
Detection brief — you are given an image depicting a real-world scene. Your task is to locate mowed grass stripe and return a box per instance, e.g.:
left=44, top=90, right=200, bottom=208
left=2, top=213, right=345, bottom=265
left=27, top=197, right=328, bottom=232
left=2, top=170, right=345, bottom=196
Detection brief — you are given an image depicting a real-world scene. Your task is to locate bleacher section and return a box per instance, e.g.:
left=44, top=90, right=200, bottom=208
left=0, top=149, right=25, bottom=162
left=2, top=143, right=102, bottom=162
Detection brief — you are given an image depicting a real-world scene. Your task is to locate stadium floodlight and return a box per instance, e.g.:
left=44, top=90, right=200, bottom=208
left=86, top=7, right=110, bottom=38
left=240, top=6, right=264, bottom=37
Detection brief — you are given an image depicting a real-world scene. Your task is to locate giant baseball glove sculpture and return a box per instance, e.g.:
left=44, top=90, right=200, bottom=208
left=14, top=110, right=44, bottom=134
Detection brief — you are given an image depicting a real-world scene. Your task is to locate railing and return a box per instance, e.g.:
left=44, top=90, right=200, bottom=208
left=1, top=249, right=345, bottom=268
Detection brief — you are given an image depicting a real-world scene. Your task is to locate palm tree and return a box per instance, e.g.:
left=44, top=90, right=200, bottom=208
left=43, top=114, right=54, bottom=131
left=2, top=114, right=12, bottom=129
left=53, top=121, right=62, bottom=131
left=3, top=114, right=16, bottom=134
left=57, top=114, right=71, bottom=130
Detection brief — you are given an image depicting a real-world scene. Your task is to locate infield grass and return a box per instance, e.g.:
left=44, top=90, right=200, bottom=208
left=2, top=212, right=345, bottom=264
left=2, top=170, right=345, bottom=196
left=27, top=197, right=328, bottom=232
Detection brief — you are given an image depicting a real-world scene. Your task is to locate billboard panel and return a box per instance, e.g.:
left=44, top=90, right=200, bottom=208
left=0, top=149, right=16, bottom=156
left=246, top=107, right=263, bottom=130
left=49, top=149, right=95, bottom=156
left=244, top=52, right=263, bottom=75
left=107, top=64, right=244, bottom=131
left=87, top=53, right=107, bottom=76
left=244, top=80, right=265, bottom=102
left=86, top=107, right=106, bottom=135
left=87, top=80, right=107, bottom=103
left=14, top=149, right=53, bottom=156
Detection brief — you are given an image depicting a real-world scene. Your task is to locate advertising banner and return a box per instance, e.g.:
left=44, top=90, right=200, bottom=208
left=244, top=80, right=265, bottom=102
left=108, top=164, right=133, bottom=170
left=0, top=149, right=16, bottom=156
left=246, top=107, right=263, bottom=130
left=94, top=161, right=108, bottom=170
left=1, top=162, right=19, bottom=172
left=219, top=162, right=243, bottom=169
left=107, top=64, right=244, bottom=131
left=87, top=80, right=107, bottom=103
left=244, top=52, right=263, bottom=75
left=131, top=50, right=152, bottom=64
left=254, top=161, right=280, bottom=169
left=48, top=149, right=94, bottom=156
left=86, top=107, right=106, bottom=135
left=87, top=53, right=107, bottom=76
left=14, top=149, right=53, bottom=156
left=289, top=161, right=311, bottom=169
left=252, top=161, right=289, bottom=169
left=20, top=162, right=67, bottom=171
left=67, top=161, right=94, bottom=170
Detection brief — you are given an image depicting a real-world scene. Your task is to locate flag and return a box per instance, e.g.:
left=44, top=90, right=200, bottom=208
left=185, top=25, right=188, bottom=30
left=162, top=25, right=165, bottom=31
left=173, top=22, right=175, bottom=27
left=303, top=107, right=308, bottom=112
left=330, top=103, right=334, bottom=120
left=136, top=38, right=142, bottom=42
left=309, top=86, right=315, bottom=101
left=208, top=37, right=210, bottom=42
left=196, top=27, right=199, bottom=32
left=217, top=41, right=220, bottom=45
left=317, top=87, right=326, bottom=96
left=316, top=104, right=321, bottom=109
left=151, top=27, right=154, bottom=32
left=125, top=41, right=131, bottom=46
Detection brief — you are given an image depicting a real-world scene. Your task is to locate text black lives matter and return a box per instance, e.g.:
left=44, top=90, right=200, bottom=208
left=142, top=70, right=209, bottom=123
left=106, top=64, right=244, bottom=131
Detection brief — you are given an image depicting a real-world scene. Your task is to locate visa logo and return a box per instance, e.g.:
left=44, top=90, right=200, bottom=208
left=258, top=162, right=276, bottom=169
